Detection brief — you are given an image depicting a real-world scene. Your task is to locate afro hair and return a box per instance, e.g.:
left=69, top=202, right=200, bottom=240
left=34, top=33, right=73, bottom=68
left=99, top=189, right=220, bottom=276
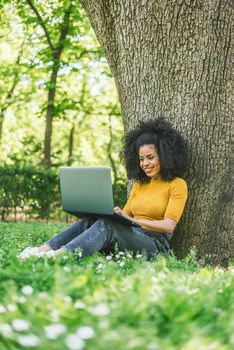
left=121, top=117, right=188, bottom=182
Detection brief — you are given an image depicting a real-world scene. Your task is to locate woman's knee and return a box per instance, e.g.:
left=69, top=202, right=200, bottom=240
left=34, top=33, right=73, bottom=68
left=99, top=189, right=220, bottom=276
left=96, top=218, right=112, bottom=226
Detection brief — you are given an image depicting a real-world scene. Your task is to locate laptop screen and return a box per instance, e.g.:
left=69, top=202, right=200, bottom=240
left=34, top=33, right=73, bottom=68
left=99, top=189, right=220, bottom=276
left=60, top=166, right=114, bottom=215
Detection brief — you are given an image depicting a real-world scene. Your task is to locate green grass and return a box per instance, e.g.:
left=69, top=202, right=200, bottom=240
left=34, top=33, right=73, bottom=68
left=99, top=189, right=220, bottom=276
left=0, top=221, right=233, bottom=350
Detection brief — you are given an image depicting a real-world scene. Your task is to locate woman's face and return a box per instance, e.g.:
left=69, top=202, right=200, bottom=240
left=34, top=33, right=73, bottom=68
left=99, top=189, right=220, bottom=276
left=139, top=144, right=161, bottom=179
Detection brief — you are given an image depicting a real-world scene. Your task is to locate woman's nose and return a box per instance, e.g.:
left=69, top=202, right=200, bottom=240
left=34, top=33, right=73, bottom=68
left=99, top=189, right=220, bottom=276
left=143, top=159, right=150, bottom=165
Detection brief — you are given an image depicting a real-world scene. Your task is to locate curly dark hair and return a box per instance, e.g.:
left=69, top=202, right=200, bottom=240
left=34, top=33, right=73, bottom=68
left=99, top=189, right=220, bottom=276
left=121, top=117, right=188, bottom=182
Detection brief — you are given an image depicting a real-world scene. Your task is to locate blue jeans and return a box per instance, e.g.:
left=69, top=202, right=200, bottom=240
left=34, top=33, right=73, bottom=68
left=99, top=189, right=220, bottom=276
left=47, top=218, right=172, bottom=260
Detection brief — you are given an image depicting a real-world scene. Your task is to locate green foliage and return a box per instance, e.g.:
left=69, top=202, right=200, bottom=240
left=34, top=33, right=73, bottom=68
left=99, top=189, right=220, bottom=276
left=0, top=1, right=121, bottom=171
left=112, top=178, right=127, bottom=208
left=0, top=164, right=127, bottom=220
left=0, top=2, right=126, bottom=221
left=0, top=164, right=60, bottom=219
left=0, top=221, right=233, bottom=349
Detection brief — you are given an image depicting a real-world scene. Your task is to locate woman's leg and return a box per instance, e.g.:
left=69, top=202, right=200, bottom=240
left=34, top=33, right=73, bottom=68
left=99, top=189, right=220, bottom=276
left=17, top=218, right=96, bottom=260
left=47, top=217, right=96, bottom=250
left=63, top=218, right=169, bottom=260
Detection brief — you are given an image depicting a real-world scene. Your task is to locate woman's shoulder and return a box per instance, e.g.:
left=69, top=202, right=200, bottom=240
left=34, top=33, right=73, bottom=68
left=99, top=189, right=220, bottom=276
left=136, top=177, right=187, bottom=190
left=128, top=181, right=141, bottom=194
left=169, top=177, right=188, bottom=194
left=171, top=177, right=187, bottom=186
left=132, top=181, right=141, bottom=190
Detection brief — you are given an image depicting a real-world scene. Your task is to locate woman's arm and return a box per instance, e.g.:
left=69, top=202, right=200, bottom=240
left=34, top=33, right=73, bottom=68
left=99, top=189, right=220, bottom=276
left=114, top=207, right=176, bottom=234
left=134, top=217, right=177, bottom=234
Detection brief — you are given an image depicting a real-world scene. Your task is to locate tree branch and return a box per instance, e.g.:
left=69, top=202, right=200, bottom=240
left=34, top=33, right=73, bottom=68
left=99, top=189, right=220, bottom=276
left=76, top=49, right=103, bottom=60
left=58, top=7, right=71, bottom=47
left=26, top=0, right=54, bottom=51
left=0, top=40, right=25, bottom=143
left=2, top=40, right=24, bottom=109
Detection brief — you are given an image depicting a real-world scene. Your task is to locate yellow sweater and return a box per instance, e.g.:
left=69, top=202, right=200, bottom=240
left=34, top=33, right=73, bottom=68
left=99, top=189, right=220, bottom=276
left=123, top=177, right=188, bottom=223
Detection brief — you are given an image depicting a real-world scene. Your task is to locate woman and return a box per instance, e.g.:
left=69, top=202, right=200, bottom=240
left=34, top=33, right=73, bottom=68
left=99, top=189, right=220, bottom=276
left=19, top=118, right=188, bottom=261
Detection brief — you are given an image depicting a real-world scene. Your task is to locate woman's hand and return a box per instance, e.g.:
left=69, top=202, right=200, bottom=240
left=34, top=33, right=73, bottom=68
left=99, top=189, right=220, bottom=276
left=114, top=207, right=132, bottom=219
left=114, top=207, right=141, bottom=225
left=114, top=206, right=123, bottom=215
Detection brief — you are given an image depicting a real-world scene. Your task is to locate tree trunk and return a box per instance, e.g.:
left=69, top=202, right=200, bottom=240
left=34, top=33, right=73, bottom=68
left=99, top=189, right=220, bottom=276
left=107, top=115, right=118, bottom=186
left=80, top=0, right=233, bottom=265
left=0, top=42, right=24, bottom=145
left=43, top=65, right=58, bottom=168
left=43, top=2, right=71, bottom=168
left=26, top=0, right=72, bottom=168
left=0, top=112, right=4, bottom=145
left=67, top=123, right=75, bottom=166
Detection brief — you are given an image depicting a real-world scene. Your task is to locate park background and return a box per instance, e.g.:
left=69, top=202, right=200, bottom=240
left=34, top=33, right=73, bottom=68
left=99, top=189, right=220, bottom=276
left=0, top=0, right=126, bottom=222
left=0, top=1, right=233, bottom=350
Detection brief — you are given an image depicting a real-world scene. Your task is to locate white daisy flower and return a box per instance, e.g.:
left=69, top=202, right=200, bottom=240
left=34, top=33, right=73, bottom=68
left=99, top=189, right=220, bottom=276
left=63, top=266, right=70, bottom=272
left=0, top=323, right=13, bottom=337
left=96, top=263, right=104, bottom=270
left=17, top=334, right=40, bottom=347
left=90, top=304, right=110, bottom=317
left=74, top=301, right=86, bottom=309
left=65, top=333, right=85, bottom=350
left=106, top=255, right=112, bottom=260
left=7, top=304, right=17, bottom=312
left=76, top=326, right=95, bottom=339
left=12, top=319, right=31, bottom=332
left=16, top=296, right=27, bottom=304
left=44, top=323, right=67, bottom=339
left=50, top=309, right=60, bottom=322
left=38, top=292, right=48, bottom=299
left=0, top=305, right=6, bottom=313
left=63, top=296, right=72, bottom=303
left=77, top=251, right=83, bottom=258
left=21, top=285, right=34, bottom=295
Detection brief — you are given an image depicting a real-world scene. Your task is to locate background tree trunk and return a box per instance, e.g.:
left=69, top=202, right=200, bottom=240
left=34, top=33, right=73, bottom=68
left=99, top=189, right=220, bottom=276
left=43, top=8, right=71, bottom=168
left=107, top=114, right=118, bottom=186
left=43, top=62, right=60, bottom=169
left=80, top=0, right=233, bottom=265
left=26, top=0, right=71, bottom=168
left=0, top=42, right=24, bottom=145
left=67, top=123, right=75, bottom=166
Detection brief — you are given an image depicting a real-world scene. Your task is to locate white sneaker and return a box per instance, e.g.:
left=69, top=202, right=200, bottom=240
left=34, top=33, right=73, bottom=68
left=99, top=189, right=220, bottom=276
left=44, top=250, right=56, bottom=258
left=17, top=247, right=40, bottom=260
left=36, top=250, right=56, bottom=259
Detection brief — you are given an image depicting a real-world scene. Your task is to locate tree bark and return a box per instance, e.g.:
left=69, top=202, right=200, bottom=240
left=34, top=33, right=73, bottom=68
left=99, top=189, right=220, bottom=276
left=80, top=0, right=234, bottom=265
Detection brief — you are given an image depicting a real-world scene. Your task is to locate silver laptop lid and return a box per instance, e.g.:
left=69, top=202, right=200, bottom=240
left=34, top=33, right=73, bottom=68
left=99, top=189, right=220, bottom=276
left=59, top=166, right=114, bottom=215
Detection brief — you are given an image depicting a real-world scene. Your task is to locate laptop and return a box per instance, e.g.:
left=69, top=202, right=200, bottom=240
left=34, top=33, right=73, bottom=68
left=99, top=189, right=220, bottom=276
left=59, top=166, right=141, bottom=227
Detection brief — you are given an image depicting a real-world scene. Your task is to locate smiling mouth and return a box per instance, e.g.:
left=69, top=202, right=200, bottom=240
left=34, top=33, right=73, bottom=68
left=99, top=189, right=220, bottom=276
left=144, top=168, right=153, bottom=172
